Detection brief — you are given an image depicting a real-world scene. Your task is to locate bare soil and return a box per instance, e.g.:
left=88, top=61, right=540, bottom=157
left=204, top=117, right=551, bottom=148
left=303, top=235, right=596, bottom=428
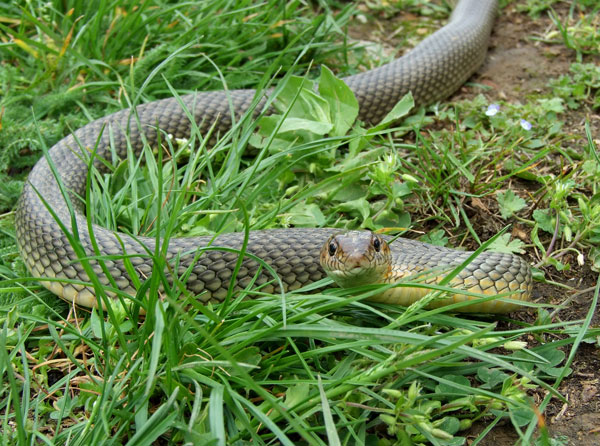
left=351, top=1, right=599, bottom=444
left=467, top=4, right=599, bottom=443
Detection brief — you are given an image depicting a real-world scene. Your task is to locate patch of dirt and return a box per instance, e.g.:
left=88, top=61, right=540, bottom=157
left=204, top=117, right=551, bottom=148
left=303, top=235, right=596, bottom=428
left=465, top=3, right=600, bottom=444
left=461, top=3, right=600, bottom=444
left=472, top=7, right=571, bottom=101
left=474, top=1, right=600, bottom=147
left=352, top=1, right=599, bottom=444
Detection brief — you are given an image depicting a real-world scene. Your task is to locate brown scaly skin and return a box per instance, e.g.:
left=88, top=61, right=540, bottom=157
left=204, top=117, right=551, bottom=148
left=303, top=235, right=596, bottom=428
left=14, top=0, right=531, bottom=313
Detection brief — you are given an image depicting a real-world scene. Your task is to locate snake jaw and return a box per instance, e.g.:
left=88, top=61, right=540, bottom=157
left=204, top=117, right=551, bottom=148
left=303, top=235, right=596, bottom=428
left=319, top=231, right=392, bottom=288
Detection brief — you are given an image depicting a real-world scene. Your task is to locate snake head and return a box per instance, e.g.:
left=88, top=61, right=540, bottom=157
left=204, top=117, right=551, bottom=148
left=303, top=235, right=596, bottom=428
left=320, top=231, right=392, bottom=288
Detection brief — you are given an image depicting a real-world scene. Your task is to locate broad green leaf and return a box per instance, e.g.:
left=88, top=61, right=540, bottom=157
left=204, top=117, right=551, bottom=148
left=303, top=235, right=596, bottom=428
left=376, top=92, right=415, bottom=128
left=582, top=159, right=599, bottom=175
left=511, top=407, right=537, bottom=427
left=90, top=308, right=111, bottom=339
left=496, top=190, right=527, bottom=219
left=373, top=209, right=411, bottom=230
left=439, top=416, right=461, bottom=435
left=591, top=246, right=600, bottom=271
left=287, top=202, right=326, bottom=227
left=532, top=209, right=557, bottom=234
left=347, top=93, right=414, bottom=154
left=319, top=65, right=359, bottom=136
left=330, top=183, right=366, bottom=202
left=435, top=375, right=472, bottom=396
left=333, top=197, right=370, bottom=221
left=420, top=229, right=449, bottom=247
left=234, top=347, right=261, bottom=367
left=275, top=117, right=332, bottom=135
left=277, top=76, right=331, bottom=124
left=477, top=367, right=510, bottom=389
left=274, top=76, right=316, bottom=110
left=284, top=382, right=310, bottom=409
left=327, top=146, right=385, bottom=172
left=487, top=233, right=526, bottom=254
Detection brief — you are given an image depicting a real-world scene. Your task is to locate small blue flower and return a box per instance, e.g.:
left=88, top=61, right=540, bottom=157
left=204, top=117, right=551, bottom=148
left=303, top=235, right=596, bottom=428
left=485, top=104, right=500, bottom=116
left=519, top=119, right=532, bottom=131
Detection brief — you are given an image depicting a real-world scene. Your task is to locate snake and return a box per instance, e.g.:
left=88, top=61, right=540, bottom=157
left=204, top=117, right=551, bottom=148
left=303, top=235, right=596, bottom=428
left=14, top=0, right=533, bottom=314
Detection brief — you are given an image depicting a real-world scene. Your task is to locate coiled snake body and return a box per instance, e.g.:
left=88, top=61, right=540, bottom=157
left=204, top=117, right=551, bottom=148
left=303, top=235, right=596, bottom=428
left=15, top=0, right=533, bottom=313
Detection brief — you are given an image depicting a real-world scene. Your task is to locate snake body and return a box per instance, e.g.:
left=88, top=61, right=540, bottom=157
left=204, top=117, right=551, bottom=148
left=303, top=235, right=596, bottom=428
left=15, top=0, right=532, bottom=313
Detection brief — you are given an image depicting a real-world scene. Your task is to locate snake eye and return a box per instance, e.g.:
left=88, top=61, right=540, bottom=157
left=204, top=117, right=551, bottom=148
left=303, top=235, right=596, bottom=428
left=328, top=241, right=337, bottom=257
left=373, top=237, right=381, bottom=252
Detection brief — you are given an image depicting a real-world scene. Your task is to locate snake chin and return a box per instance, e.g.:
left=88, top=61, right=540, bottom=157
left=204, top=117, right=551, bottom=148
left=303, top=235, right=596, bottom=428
left=325, top=266, right=387, bottom=289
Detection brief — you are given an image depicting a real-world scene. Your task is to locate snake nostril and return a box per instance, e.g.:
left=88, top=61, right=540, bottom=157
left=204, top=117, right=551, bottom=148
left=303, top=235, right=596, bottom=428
left=328, top=242, right=337, bottom=257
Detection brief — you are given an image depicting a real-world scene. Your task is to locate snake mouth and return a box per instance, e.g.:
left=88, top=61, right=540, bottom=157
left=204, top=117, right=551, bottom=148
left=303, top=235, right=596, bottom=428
left=326, top=264, right=386, bottom=288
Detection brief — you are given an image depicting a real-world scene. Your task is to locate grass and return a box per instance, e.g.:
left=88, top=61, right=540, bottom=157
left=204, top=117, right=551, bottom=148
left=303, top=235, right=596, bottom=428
left=1, top=0, right=599, bottom=445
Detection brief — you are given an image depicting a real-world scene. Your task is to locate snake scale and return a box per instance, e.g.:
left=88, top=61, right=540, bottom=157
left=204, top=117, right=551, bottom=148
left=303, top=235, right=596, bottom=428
left=15, top=0, right=533, bottom=313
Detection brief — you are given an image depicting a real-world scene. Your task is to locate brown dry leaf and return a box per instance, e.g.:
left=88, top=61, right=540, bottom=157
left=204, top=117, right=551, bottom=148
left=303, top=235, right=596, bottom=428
left=471, top=197, right=490, bottom=213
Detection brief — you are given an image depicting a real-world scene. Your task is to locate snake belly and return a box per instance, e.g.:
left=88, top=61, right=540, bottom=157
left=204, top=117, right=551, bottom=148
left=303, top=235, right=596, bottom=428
left=14, top=0, right=531, bottom=313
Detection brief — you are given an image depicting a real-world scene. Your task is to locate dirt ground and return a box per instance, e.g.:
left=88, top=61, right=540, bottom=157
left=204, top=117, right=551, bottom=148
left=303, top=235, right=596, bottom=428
left=352, top=1, right=599, bottom=444
left=467, top=4, right=600, bottom=444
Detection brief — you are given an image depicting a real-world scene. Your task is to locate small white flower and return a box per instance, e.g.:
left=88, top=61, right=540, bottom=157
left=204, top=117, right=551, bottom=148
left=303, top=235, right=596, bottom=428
left=485, top=104, right=500, bottom=116
left=519, top=119, right=532, bottom=131
left=356, top=14, right=367, bottom=24
left=175, top=137, right=189, bottom=147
